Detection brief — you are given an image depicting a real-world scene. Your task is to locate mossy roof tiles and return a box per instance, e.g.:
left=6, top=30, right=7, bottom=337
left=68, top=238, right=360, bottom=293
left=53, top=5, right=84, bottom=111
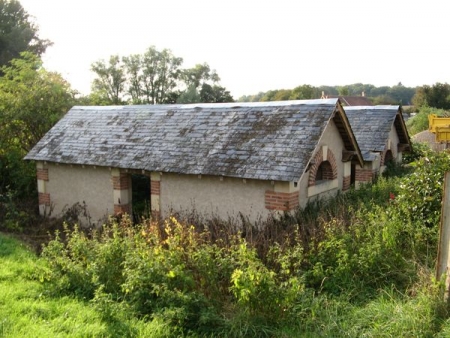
left=26, top=99, right=348, bottom=182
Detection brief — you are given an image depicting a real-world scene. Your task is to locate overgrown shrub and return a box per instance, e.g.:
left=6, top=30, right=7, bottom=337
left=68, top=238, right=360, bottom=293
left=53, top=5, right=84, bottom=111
left=38, top=150, right=450, bottom=335
left=406, top=106, right=448, bottom=136
left=40, top=220, right=131, bottom=299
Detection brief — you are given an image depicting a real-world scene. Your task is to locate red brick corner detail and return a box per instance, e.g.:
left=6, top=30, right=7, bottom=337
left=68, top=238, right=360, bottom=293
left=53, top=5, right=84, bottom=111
left=114, top=203, right=130, bottom=215
left=265, top=191, right=299, bottom=211
left=112, top=173, right=130, bottom=190
left=355, top=168, right=374, bottom=182
left=37, top=168, right=49, bottom=181
left=342, top=175, right=351, bottom=191
left=151, top=180, right=160, bottom=195
left=38, top=192, right=51, bottom=206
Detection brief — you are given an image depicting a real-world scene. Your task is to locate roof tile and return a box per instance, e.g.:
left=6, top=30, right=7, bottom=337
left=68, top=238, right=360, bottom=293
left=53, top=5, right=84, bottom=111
left=25, top=100, right=340, bottom=182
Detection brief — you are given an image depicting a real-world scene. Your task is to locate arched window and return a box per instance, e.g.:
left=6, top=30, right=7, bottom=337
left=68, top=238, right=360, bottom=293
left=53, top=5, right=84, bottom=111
left=315, top=160, right=333, bottom=183
left=308, top=146, right=338, bottom=188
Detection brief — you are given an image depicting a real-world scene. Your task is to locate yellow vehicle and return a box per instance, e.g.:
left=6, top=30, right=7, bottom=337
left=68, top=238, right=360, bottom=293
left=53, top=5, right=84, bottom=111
left=429, top=114, right=450, bottom=142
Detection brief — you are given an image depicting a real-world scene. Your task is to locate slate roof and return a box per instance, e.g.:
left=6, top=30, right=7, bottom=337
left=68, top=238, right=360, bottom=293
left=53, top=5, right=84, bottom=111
left=345, top=105, right=411, bottom=161
left=327, top=95, right=374, bottom=106
left=25, top=99, right=359, bottom=182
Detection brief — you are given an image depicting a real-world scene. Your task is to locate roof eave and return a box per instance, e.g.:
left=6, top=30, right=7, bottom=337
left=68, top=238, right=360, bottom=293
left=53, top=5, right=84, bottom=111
left=395, top=106, right=412, bottom=150
left=335, top=100, right=364, bottom=167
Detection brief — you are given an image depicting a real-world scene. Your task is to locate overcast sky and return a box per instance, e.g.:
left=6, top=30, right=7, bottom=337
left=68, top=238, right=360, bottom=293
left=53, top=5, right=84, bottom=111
left=19, top=0, right=450, bottom=98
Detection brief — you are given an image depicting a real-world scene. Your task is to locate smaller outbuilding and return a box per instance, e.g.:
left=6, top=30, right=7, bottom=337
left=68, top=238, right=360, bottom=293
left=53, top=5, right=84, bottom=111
left=345, top=105, right=411, bottom=187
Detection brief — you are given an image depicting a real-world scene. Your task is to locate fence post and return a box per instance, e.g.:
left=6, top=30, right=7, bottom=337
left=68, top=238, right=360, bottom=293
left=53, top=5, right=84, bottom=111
left=437, top=171, right=450, bottom=300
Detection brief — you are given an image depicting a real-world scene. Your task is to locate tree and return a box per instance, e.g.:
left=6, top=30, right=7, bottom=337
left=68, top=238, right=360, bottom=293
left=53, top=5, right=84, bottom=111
left=412, top=83, right=450, bottom=110
left=272, top=89, right=292, bottom=101
left=0, top=52, right=75, bottom=196
left=260, top=90, right=279, bottom=101
left=140, top=46, right=183, bottom=104
left=177, top=62, right=233, bottom=103
left=181, top=63, right=219, bottom=89
left=93, top=47, right=234, bottom=104
left=199, top=83, right=233, bottom=103
left=176, top=85, right=201, bottom=103
left=90, top=55, right=126, bottom=105
left=387, top=83, right=416, bottom=105
left=318, top=85, right=338, bottom=97
left=337, top=86, right=350, bottom=96
left=0, top=0, right=52, bottom=68
left=0, top=52, right=75, bottom=152
left=122, top=53, right=143, bottom=103
left=290, top=85, right=319, bottom=100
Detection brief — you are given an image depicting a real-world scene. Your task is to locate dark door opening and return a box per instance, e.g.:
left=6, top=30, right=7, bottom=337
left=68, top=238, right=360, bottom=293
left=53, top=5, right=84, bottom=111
left=131, top=174, right=151, bottom=223
left=351, top=163, right=356, bottom=185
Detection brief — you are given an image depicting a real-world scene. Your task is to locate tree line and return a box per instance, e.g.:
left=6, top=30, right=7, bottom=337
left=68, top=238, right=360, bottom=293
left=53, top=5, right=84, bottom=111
left=239, top=83, right=418, bottom=106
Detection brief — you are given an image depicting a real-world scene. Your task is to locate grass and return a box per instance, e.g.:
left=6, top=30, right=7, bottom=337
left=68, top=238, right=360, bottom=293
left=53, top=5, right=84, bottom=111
left=0, top=232, right=218, bottom=338
left=3, top=228, right=447, bottom=338
left=0, top=233, right=129, bottom=337
left=1, top=233, right=449, bottom=338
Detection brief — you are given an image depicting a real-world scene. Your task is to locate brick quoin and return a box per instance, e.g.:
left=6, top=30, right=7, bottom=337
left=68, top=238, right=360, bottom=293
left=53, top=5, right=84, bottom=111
left=150, top=180, right=160, bottom=195
left=342, top=175, right=351, bottom=191
left=37, top=168, right=49, bottom=181
left=38, top=192, right=50, bottom=206
left=355, top=169, right=374, bottom=182
left=308, top=148, right=338, bottom=187
left=112, top=173, right=129, bottom=190
left=265, top=191, right=299, bottom=211
left=114, top=203, right=130, bottom=215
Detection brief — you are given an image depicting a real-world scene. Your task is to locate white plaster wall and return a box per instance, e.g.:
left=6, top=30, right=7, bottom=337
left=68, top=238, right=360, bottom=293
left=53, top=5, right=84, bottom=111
left=388, top=126, right=401, bottom=161
left=298, top=118, right=345, bottom=207
left=160, top=173, right=273, bottom=223
left=46, top=164, right=114, bottom=225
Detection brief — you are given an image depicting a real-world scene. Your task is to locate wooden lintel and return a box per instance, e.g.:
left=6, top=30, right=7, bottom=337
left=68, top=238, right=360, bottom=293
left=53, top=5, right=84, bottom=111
left=342, top=150, right=356, bottom=162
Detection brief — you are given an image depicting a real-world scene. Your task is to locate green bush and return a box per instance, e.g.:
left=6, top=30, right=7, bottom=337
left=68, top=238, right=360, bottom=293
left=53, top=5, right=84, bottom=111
left=40, top=221, right=131, bottom=299
left=38, top=150, right=450, bottom=335
left=406, top=106, right=448, bottom=136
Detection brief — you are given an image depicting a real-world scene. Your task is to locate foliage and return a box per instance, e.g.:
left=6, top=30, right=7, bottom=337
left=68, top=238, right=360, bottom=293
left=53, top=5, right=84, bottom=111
left=94, top=46, right=183, bottom=105
left=0, top=0, right=52, bottom=69
left=0, top=52, right=75, bottom=229
left=132, top=46, right=183, bottom=104
left=93, top=46, right=234, bottom=105
left=413, top=82, right=450, bottom=110
left=90, top=55, right=126, bottom=105
left=405, top=106, right=449, bottom=136
left=337, top=85, right=350, bottom=96
left=290, top=84, right=319, bottom=100
left=388, top=82, right=417, bottom=105
left=181, top=62, right=219, bottom=89
left=198, top=83, right=233, bottom=103
left=0, top=52, right=75, bottom=152
left=391, top=150, right=450, bottom=265
left=238, top=82, right=416, bottom=105
left=34, top=149, right=450, bottom=335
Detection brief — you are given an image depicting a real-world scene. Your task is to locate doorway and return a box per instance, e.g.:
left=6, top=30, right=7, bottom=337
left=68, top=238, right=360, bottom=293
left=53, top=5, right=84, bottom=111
left=131, top=174, right=151, bottom=223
